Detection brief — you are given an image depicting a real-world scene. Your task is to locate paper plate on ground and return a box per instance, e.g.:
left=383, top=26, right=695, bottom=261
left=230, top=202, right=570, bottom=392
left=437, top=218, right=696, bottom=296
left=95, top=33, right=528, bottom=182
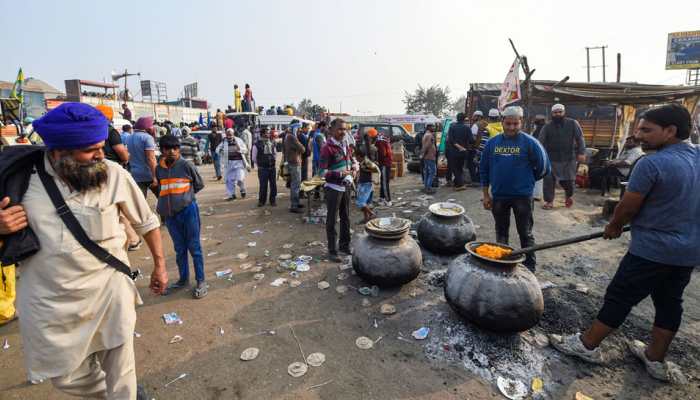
left=240, top=347, right=259, bottom=361
left=428, top=202, right=465, bottom=217
left=287, top=362, right=308, bottom=377
left=236, top=253, right=249, bottom=260
left=317, top=281, right=330, bottom=290
left=306, top=352, right=326, bottom=367
left=496, top=376, right=528, bottom=400
left=355, top=336, right=374, bottom=350
left=380, top=304, right=396, bottom=315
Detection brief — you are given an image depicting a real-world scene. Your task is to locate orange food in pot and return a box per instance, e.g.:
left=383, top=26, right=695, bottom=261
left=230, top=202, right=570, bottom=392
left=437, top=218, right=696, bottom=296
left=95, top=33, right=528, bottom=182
left=474, top=244, right=512, bottom=260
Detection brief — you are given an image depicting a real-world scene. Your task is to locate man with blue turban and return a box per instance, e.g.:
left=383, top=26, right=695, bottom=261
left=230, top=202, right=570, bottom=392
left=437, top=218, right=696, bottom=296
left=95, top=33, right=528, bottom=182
left=0, top=102, right=167, bottom=399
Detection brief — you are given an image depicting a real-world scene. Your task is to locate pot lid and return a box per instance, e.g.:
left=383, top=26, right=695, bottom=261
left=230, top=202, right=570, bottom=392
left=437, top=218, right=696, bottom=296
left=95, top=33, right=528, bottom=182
left=365, top=217, right=411, bottom=238
left=465, top=241, right=526, bottom=265
left=428, top=202, right=465, bottom=217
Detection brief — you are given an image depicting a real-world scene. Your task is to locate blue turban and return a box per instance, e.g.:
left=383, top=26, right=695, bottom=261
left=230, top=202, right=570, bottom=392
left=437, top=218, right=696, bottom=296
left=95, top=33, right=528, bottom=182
left=33, top=102, right=108, bottom=150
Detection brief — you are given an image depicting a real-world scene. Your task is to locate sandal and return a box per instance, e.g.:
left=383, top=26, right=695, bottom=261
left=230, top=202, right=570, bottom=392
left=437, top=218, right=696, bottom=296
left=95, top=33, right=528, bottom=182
left=542, top=202, right=554, bottom=210
left=164, top=280, right=189, bottom=295
left=193, top=281, right=209, bottom=299
left=565, top=197, right=574, bottom=208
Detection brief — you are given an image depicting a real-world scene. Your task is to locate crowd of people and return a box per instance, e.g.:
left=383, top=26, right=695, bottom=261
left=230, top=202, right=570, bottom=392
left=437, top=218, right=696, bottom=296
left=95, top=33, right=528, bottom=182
left=0, top=97, right=697, bottom=399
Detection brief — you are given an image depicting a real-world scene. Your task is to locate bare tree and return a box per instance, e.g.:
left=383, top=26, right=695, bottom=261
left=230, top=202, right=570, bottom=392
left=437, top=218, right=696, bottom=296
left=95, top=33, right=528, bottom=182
left=403, top=85, right=451, bottom=117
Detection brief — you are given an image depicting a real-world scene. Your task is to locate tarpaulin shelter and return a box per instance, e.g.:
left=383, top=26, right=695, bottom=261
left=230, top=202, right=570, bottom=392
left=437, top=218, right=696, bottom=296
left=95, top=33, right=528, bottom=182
left=467, top=80, right=700, bottom=153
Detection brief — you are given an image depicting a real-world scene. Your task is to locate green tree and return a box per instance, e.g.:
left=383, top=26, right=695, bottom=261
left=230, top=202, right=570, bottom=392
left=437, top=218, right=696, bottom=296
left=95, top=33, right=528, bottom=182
left=403, top=85, right=451, bottom=117
left=451, top=95, right=467, bottom=114
left=296, top=98, right=328, bottom=120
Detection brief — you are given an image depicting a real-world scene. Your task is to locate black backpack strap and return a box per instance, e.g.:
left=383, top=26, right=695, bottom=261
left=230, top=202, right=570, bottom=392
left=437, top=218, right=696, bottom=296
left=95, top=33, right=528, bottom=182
left=35, top=158, right=138, bottom=280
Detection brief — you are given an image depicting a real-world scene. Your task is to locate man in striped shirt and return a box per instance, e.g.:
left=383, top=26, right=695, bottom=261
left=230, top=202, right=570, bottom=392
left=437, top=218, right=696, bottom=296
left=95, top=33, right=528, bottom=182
left=319, top=118, right=354, bottom=262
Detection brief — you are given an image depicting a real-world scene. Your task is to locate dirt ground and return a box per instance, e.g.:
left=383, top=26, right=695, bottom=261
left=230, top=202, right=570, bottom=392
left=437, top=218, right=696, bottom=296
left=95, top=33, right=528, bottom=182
left=1, top=163, right=698, bottom=400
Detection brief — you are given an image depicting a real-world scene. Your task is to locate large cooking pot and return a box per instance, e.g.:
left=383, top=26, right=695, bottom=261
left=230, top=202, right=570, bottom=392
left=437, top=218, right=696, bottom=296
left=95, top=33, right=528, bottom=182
left=417, top=203, right=476, bottom=255
left=444, top=241, right=543, bottom=333
left=353, top=218, right=422, bottom=287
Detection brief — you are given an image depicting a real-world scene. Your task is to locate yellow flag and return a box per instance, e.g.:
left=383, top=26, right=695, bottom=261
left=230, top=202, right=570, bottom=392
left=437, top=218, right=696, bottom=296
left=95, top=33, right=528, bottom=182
left=9, top=68, right=24, bottom=103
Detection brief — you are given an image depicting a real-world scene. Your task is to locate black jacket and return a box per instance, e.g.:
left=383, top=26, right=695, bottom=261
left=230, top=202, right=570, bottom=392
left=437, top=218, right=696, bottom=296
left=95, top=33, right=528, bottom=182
left=0, top=145, right=46, bottom=265
left=447, top=121, right=474, bottom=151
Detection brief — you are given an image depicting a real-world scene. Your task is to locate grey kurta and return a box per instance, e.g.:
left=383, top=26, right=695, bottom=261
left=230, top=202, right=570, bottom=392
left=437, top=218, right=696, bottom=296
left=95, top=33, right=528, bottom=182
left=17, top=156, right=160, bottom=382
left=538, top=117, right=586, bottom=181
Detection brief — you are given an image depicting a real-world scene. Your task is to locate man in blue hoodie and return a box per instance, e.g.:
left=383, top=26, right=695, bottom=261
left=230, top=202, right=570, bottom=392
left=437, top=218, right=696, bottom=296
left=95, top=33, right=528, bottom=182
left=480, top=106, right=550, bottom=271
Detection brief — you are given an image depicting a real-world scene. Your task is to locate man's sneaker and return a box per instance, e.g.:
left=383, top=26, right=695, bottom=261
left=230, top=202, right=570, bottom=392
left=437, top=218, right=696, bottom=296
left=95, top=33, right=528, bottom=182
left=257, top=202, right=265, bottom=207
left=127, top=239, right=143, bottom=252
left=339, top=247, right=352, bottom=256
left=270, top=201, right=277, bottom=207
left=549, top=332, right=604, bottom=364
left=289, top=208, right=303, bottom=214
left=454, top=185, right=466, bottom=192
left=225, top=196, right=235, bottom=201
left=628, top=340, right=687, bottom=384
left=164, top=279, right=189, bottom=295
left=328, top=252, right=342, bottom=263
left=193, top=281, right=209, bottom=299
left=296, top=203, right=305, bottom=208
left=241, top=192, right=246, bottom=199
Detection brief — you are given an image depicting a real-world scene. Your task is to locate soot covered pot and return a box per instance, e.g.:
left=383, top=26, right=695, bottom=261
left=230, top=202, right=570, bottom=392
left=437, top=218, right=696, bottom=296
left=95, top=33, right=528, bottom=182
left=417, top=202, right=476, bottom=255
left=444, top=241, right=543, bottom=333
left=352, top=217, right=422, bottom=287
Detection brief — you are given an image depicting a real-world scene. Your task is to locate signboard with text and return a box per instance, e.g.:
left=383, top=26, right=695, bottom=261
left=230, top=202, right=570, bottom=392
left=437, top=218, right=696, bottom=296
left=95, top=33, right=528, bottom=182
left=666, top=31, right=700, bottom=70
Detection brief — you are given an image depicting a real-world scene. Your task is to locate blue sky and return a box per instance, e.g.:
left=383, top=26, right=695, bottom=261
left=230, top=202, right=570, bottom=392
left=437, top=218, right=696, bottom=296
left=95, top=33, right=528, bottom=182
left=1, top=0, right=697, bottom=114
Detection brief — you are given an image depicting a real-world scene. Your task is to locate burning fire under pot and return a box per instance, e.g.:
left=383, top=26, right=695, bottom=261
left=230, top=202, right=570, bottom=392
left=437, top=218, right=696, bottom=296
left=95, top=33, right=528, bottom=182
left=417, top=202, right=476, bottom=255
left=352, top=217, right=422, bottom=287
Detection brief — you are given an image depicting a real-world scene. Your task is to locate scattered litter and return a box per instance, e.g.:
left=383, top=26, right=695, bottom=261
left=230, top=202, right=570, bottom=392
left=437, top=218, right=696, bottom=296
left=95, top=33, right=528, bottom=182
left=289, top=271, right=300, bottom=278
left=447, top=198, right=456, bottom=202
left=240, top=262, right=253, bottom=270
left=251, top=230, right=263, bottom=234
left=240, top=347, right=260, bottom=361
left=336, top=272, right=348, bottom=281
left=205, top=225, right=214, bottom=229
left=282, top=243, right=294, bottom=249
left=355, top=336, right=374, bottom=350
left=164, top=373, right=188, bottom=388
left=236, top=253, right=249, bottom=260
left=338, top=262, right=353, bottom=271
left=133, top=332, right=142, bottom=338
left=270, top=278, right=288, bottom=287
left=574, top=283, right=589, bottom=294
left=410, top=201, right=422, bottom=207
left=215, top=269, right=233, bottom=278
left=402, top=210, right=413, bottom=214
left=412, top=327, right=430, bottom=340
left=264, top=250, right=270, bottom=257
left=309, top=241, right=323, bottom=246
left=264, top=210, right=271, bottom=216
left=2, top=338, right=9, bottom=350
left=317, top=281, right=330, bottom=290
left=207, top=251, right=218, bottom=257
left=380, top=304, right=397, bottom=315
left=237, top=224, right=244, bottom=228
left=252, top=266, right=264, bottom=273
left=279, top=254, right=293, bottom=260
left=295, top=263, right=310, bottom=272
left=575, top=392, right=594, bottom=400
left=373, top=319, right=378, bottom=328
left=306, top=352, right=326, bottom=367
left=162, top=312, right=183, bottom=325
left=298, top=255, right=313, bottom=262
left=253, top=273, right=265, bottom=281
left=335, top=285, right=348, bottom=294
left=531, top=377, right=544, bottom=393
left=496, top=376, right=528, bottom=400
left=169, top=335, right=183, bottom=344
left=358, top=285, right=380, bottom=297
left=287, top=362, right=308, bottom=377
left=361, top=298, right=372, bottom=307
left=247, top=242, right=257, bottom=247
left=219, top=327, right=225, bottom=336
left=539, top=280, right=557, bottom=290
left=289, top=280, right=302, bottom=288
left=308, top=379, right=334, bottom=390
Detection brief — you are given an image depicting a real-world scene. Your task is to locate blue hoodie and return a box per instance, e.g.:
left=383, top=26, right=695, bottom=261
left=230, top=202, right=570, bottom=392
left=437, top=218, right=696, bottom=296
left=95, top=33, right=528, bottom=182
left=480, top=131, right=550, bottom=199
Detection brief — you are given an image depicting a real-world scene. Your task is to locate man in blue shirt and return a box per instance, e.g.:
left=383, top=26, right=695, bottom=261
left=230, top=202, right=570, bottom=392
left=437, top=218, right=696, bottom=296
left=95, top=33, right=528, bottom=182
left=551, top=104, right=699, bottom=384
left=480, top=106, right=550, bottom=271
left=123, top=116, right=159, bottom=199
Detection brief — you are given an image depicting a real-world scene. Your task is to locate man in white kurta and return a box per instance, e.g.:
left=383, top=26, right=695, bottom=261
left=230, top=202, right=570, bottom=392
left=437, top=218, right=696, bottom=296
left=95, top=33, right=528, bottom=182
left=216, top=128, right=249, bottom=200
left=0, top=103, right=168, bottom=399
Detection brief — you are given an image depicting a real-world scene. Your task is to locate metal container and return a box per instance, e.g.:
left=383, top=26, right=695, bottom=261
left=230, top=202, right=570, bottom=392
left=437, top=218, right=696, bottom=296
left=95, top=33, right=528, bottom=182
left=417, top=203, right=476, bottom=255
left=352, top=218, right=422, bottom=287
left=444, top=241, right=544, bottom=333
